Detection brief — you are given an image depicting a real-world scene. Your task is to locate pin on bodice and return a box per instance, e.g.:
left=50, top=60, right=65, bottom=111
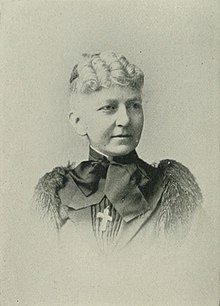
left=96, top=206, right=113, bottom=231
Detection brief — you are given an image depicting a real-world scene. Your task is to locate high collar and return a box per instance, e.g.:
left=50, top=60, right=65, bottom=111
left=89, top=146, right=139, bottom=164
left=58, top=147, right=161, bottom=223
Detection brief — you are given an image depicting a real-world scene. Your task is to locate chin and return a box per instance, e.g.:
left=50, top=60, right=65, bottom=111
left=106, top=145, right=135, bottom=157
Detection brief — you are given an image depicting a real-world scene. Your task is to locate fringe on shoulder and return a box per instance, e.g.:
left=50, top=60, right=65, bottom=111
left=156, top=159, right=203, bottom=234
left=33, top=164, right=73, bottom=229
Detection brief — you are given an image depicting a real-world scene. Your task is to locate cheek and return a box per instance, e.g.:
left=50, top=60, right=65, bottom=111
left=99, top=124, right=115, bottom=141
left=133, top=113, right=144, bottom=132
left=86, top=118, right=115, bottom=142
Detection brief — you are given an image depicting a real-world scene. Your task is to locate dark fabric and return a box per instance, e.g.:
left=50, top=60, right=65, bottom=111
left=69, top=160, right=109, bottom=196
left=70, top=147, right=140, bottom=196
left=34, top=149, right=202, bottom=254
left=67, top=147, right=156, bottom=221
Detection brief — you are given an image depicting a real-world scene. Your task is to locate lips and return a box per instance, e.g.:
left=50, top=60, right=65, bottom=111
left=111, top=134, right=131, bottom=138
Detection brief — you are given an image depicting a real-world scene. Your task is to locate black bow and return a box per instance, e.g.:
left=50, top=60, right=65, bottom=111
left=65, top=148, right=159, bottom=222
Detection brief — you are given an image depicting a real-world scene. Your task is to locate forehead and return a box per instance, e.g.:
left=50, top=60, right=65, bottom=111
left=76, top=86, right=142, bottom=107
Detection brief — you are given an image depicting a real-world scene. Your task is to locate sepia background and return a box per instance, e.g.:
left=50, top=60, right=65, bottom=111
left=1, top=0, right=219, bottom=305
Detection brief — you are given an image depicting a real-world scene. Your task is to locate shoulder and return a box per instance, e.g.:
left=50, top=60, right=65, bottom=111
left=33, top=163, right=74, bottom=229
left=138, top=157, right=202, bottom=201
left=157, top=159, right=203, bottom=206
left=138, top=157, right=203, bottom=234
left=154, top=159, right=203, bottom=233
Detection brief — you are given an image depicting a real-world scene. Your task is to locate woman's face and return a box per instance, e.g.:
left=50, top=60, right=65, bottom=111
left=71, top=86, right=144, bottom=157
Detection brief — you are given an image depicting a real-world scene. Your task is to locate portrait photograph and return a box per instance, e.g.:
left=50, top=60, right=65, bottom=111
left=1, top=1, right=219, bottom=305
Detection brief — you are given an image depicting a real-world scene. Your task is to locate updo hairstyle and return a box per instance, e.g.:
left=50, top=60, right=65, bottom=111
left=69, top=51, right=144, bottom=96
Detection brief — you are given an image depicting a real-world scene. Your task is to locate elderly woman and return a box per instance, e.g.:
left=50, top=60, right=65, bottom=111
left=34, top=51, right=203, bottom=256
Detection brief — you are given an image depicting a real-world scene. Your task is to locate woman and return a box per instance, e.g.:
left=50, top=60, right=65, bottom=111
left=34, top=51, right=203, bottom=256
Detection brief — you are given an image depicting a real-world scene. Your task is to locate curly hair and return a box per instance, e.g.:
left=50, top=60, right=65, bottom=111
left=69, top=51, right=144, bottom=95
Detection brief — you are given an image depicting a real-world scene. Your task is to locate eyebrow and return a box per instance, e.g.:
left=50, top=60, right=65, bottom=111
left=105, top=99, right=118, bottom=103
left=104, top=97, right=142, bottom=104
left=125, top=97, right=142, bottom=103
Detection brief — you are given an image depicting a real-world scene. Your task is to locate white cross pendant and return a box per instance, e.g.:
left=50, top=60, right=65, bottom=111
left=97, top=206, right=113, bottom=232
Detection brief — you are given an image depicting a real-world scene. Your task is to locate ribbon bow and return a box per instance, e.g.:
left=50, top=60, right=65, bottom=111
left=64, top=148, right=158, bottom=222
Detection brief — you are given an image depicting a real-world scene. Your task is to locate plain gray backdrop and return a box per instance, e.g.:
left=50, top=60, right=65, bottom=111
left=1, top=1, right=219, bottom=305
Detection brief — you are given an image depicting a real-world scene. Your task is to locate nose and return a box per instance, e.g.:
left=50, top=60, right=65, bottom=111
left=115, top=105, right=130, bottom=127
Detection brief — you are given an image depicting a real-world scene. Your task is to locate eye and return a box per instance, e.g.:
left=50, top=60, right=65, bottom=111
left=127, top=101, right=142, bottom=110
left=132, top=102, right=141, bottom=109
left=98, top=105, right=117, bottom=112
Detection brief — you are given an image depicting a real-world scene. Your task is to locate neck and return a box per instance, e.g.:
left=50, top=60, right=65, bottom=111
left=89, top=146, right=139, bottom=164
left=90, top=145, right=113, bottom=161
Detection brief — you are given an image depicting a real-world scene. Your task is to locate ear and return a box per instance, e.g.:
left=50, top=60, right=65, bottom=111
left=69, top=111, right=87, bottom=136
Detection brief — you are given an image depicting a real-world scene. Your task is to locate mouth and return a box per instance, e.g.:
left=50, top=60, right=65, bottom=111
left=111, top=134, right=132, bottom=138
